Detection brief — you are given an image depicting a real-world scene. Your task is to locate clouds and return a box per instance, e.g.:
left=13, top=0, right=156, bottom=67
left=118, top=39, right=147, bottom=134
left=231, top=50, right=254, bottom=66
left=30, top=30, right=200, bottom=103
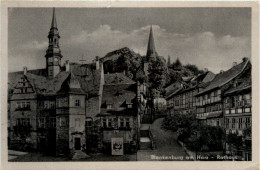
left=8, top=24, right=250, bottom=73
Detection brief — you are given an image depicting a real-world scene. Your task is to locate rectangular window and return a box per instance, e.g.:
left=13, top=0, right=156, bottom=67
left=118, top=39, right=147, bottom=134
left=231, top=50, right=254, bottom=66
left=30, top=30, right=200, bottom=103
left=216, top=119, right=220, bottom=126
left=16, top=102, right=30, bottom=110
left=225, top=97, right=230, bottom=108
left=232, top=118, right=236, bottom=129
left=49, top=117, right=56, bottom=128
left=75, top=118, right=80, bottom=127
left=44, top=101, right=49, bottom=109
left=75, top=100, right=80, bottom=107
left=225, top=118, right=229, bottom=128
left=237, top=108, right=243, bottom=113
left=49, top=70, right=53, bottom=77
left=231, top=96, right=237, bottom=108
left=225, top=109, right=230, bottom=115
left=245, top=117, right=251, bottom=128
left=244, top=108, right=251, bottom=113
left=16, top=118, right=30, bottom=127
left=108, top=118, right=112, bottom=127
left=125, top=118, right=130, bottom=128
left=127, top=104, right=132, bottom=108
left=49, top=101, right=55, bottom=109
left=238, top=118, right=243, bottom=129
left=17, top=102, right=21, bottom=109
left=107, top=104, right=112, bottom=109
left=86, top=119, right=92, bottom=127
left=39, top=117, right=45, bottom=128
left=120, top=118, right=124, bottom=127
left=103, top=118, right=107, bottom=127
left=244, top=94, right=251, bottom=106
left=26, top=102, right=30, bottom=109
left=59, top=117, right=67, bottom=127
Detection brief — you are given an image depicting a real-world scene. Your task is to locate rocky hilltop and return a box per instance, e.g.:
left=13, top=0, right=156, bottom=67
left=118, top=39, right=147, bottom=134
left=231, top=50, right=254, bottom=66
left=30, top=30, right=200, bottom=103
left=101, top=47, right=144, bottom=80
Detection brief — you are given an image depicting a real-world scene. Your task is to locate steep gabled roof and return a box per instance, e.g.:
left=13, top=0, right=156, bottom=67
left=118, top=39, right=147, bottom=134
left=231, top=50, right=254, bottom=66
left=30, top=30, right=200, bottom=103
left=197, top=60, right=250, bottom=95
left=192, top=71, right=215, bottom=83
left=100, top=73, right=136, bottom=116
left=8, top=62, right=102, bottom=97
left=27, top=71, right=70, bottom=95
left=165, top=88, right=182, bottom=99
left=224, top=69, right=251, bottom=95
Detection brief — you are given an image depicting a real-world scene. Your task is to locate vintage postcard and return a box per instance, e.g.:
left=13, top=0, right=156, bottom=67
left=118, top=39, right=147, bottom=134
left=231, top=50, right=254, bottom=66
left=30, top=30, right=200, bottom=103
left=1, top=1, right=259, bottom=170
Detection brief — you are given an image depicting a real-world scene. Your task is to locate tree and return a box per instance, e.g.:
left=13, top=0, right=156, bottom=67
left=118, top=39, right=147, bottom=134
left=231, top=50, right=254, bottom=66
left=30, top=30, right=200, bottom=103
left=184, top=64, right=204, bottom=75
left=186, top=125, right=224, bottom=152
left=226, top=133, right=243, bottom=152
left=172, top=58, right=182, bottom=69
left=148, top=57, right=168, bottom=97
left=243, top=126, right=251, bottom=137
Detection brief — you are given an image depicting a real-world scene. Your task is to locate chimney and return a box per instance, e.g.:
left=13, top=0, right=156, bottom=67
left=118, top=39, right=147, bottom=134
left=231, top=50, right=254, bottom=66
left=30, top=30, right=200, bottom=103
left=123, top=70, right=126, bottom=75
left=220, top=70, right=224, bottom=74
left=95, top=56, right=99, bottom=70
left=23, top=66, right=27, bottom=75
left=242, top=57, right=248, bottom=62
left=204, top=68, right=208, bottom=72
left=65, top=60, right=70, bottom=72
left=233, top=62, right=237, bottom=66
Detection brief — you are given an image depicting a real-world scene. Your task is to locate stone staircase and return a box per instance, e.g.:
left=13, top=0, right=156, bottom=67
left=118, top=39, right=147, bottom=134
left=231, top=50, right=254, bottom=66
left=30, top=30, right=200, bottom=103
left=71, top=150, right=90, bottom=160
left=139, top=124, right=152, bottom=150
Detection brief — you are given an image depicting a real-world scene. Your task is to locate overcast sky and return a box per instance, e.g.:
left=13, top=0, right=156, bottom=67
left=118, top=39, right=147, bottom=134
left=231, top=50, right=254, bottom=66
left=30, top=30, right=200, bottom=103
left=8, top=8, right=251, bottom=73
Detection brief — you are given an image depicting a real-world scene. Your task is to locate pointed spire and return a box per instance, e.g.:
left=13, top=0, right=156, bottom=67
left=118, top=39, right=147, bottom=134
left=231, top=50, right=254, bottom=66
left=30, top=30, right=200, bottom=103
left=167, top=55, right=171, bottom=66
left=51, top=8, right=57, bottom=28
left=146, top=25, right=157, bottom=59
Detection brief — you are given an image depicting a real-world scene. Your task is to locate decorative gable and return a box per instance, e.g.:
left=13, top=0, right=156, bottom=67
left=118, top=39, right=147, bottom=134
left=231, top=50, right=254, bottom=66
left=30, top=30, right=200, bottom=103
left=13, top=76, right=34, bottom=94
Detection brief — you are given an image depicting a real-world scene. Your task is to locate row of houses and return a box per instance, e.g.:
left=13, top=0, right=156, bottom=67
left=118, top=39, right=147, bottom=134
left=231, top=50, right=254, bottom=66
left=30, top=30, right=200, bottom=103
left=165, top=58, right=252, bottom=160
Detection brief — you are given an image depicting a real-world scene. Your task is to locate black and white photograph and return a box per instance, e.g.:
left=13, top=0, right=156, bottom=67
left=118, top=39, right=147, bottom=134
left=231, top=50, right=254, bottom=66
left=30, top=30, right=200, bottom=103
left=2, top=2, right=259, bottom=168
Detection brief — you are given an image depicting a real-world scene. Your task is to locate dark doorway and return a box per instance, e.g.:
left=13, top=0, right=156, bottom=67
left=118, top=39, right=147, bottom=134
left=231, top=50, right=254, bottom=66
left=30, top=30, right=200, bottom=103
left=39, top=138, right=46, bottom=150
left=75, top=138, right=81, bottom=150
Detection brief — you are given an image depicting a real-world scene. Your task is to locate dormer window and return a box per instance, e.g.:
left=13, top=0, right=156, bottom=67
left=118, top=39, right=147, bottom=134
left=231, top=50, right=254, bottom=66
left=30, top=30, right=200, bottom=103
left=107, top=104, right=112, bottom=109
left=127, top=104, right=133, bottom=108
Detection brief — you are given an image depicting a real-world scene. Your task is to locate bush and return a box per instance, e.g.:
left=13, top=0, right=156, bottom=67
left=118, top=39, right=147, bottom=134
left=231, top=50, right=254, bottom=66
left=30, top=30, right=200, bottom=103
left=161, top=114, right=224, bottom=152
left=161, top=114, right=196, bottom=132
left=226, top=133, right=243, bottom=149
left=185, top=125, right=224, bottom=152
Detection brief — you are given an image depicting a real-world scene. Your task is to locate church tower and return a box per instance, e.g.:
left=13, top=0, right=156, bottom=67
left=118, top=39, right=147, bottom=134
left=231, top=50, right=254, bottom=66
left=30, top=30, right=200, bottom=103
left=45, top=8, right=63, bottom=78
left=144, top=25, right=158, bottom=75
left=146, top=25, right=158, bottom=61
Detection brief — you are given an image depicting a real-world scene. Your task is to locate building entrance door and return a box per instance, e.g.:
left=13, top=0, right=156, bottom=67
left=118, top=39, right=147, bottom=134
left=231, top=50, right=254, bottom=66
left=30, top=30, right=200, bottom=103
left=75, top=138, right=81, bottom=150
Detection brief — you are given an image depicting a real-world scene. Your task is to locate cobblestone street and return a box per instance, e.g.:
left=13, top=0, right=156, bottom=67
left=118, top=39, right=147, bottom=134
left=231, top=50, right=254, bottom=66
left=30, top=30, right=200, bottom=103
left=137, top=118, right=190, bottom=161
